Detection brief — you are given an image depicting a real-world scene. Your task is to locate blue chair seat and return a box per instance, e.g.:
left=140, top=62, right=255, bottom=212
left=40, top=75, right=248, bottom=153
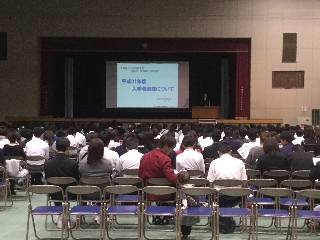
left=145, top=206, right=175, bottom=215
left=257, top=209, right=290, bottom=217
left=115, top=194, right=141, bottom=202
left=296, top=210, right=320, bottom=218
left=32, top=206, right=63, bottom=215
left=247, top=197, right=274, bottom=205
left=69, top=205, right=101, bottom=214
left=280, top=198, right=307, bottom=206
left=182, top=207, right=212, bottom=216
left=0, top=182, right=6, bottom=186
left=107, top=205, right=138, bottom=214
left=219, top=207, right=251, bottom=217
left=249, top=185, right=258, bottom=191
left=198, top=196, right=207, bottom=203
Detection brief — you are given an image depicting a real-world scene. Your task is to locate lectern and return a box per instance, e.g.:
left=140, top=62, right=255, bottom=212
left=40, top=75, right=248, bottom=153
left=191, top=106, right=220, bottom=119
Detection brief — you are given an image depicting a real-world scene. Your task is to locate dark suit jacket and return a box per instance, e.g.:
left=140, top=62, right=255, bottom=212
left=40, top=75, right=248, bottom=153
left=202, top=143, right=219, bottom=160
left=221, top=138, right=241, bottom=154
left=287, top=150, right=314, bottom=172
left=44, top=153, right=79, bottom=200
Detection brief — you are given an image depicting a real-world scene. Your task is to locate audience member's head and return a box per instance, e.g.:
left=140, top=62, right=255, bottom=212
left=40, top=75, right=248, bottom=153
left=177, top=170, right=190, bottom=185
left=280, top=131, right=294, bottom=145
left=98, top=131, right=112, bottom=147
left=23, top=129, right=33, bottom=141
left=33, top=127, right=44, bottom=138
left=86, top=132, right=98, bottom=143
left=7, top=131, right=19, bottom=143
left=224, top=127, right=233, bottom=138
left=87, top=138, right=104, bottom=164
left=259, top=131, right=270, bottom=145
left=56, top=137, right=70, bottom=152
left=295, top=128, right=304, bottom=137
left=125, top=137, right=139, bottom=150
left=43, top=130, right=55, bottom=146
left=217, top=142, right=232, bottom=154
left=239, top=128, right=247, bottom=138
left=182, top=135, right=196, bottom=148
left=67, top=127, right=77, bottom=136
left=263, top=137, right=280, bottom=154
left=247, top=128, right=258, bottom=141
left=158, top=134, right=176, bottom=153
left=212, top=130, right=221, bottom=142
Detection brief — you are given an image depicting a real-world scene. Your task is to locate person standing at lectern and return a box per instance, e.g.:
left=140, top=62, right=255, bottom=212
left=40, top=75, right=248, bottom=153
left=202, top=93, right=210, bottom=106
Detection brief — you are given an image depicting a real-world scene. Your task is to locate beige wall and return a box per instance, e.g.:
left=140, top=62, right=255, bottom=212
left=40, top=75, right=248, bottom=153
left=0, top=0, right=319, bottom=125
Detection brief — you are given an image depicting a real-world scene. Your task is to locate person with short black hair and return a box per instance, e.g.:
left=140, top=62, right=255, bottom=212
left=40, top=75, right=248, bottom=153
left=19, top=129, right=33, bottom=148
left=207, top=142, right=247, bottom=208
left=221, top=127, right=241, bottom=153
left=66, top=126, right=79, bottom=156
left=118, top=137, right=143, bottom=175
left=25, top=127, right=49, bottom=185
left=3, top=130, right=26, bottom=159
left=237, top=128, right=250, bottom=146
left=176, top=135, right=205, bottom=174
left=292, top=128, right=304, bottom=145
left=139, top=134, right=178, bottom=200
left=44, top=137, right=79, bottom=228
left=279, top=131, right=294, bottom=155
left=202, top=129, right=221, bottom=160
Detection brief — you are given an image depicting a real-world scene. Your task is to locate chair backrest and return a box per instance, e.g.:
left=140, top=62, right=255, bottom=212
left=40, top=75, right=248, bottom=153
left=187, top=169, right=205, bottom=178
left=246, top=169, right=261, bottom=179
left=181, top=187, right=214, bottom=197
left=146, top=178, right=172, bottom=186
left=120, top=168, right=139, bottom=176
left=28, top=185, right=64, bottom=196
left=280, top=180, right=313, bottom=190
left=113, top=177, right=143, bottom=186
left=212, top=179, right=243, bottom=188
left=258, top=187, right=294, bottom=198
left=189, top=178, right=209, bottom=187
left=25, top=155, right=45, bottom=161
left=314, top=181, right=320, bottom=190
left=104, top=185, right=139, bottom=195
left=247, top=179, right=278, bottom=188
left=80, top=177, right=111, bottom=186
left=0, top=166, right=7, bottom=181
left=65, top=185, right=101, bottom=201
left=297, top=189, right=320, bottom=208
left=219, top=187, right=252, bottom=198
left=262, top=170, right=290, bottom=184
left=142, top=186, right=176, bottom=196
left=291, top=170, right=311, bottom=180
left=4, top=156, right=24, bottom=160
left=47, top=177, right=78, bottom=186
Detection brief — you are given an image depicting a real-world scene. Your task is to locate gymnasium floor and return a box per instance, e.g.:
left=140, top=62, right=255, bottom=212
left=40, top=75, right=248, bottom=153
left=0, top=191, right=319, bottom=240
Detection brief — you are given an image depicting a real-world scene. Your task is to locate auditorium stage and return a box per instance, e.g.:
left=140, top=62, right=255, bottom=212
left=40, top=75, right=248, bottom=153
left=5, top=117, right=283, bottom=125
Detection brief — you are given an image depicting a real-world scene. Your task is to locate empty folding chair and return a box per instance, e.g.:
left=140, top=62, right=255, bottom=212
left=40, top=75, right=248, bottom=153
left=178, top=187, right=216, bottom=240
left=0, top=166, right=13, bottom=210
left=217, top=188, right=255, bottom=238
left=103, top=185, right=141, bottom=240
left=254, top=188, right=295, bottom=236
left=26, top=185, right=67, bottom=240
left=65, top=185, right=103, bottom=240
left=142, top=186, right=178, bottom=240
left=291, top=170, right=311, bottom=180
left=246, top=169, right=261, bottom=180
left=295, top=189, right=320, bottom=236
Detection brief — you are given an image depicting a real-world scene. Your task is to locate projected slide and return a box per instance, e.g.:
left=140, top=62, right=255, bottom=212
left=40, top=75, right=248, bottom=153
left=117, top=63, right=178, bottom=108
left=106, top=61, right=189, bottom=108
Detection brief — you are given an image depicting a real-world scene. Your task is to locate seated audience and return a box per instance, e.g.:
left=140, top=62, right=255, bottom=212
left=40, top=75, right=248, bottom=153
left=287, top=144, right=314, bottom=173
left=221, top=127, right=241, bottom=154
left=256, top=137, right=288, bottom=174
left=97, top=131, right=120, bottom=170
left=118, top=137, right=143, bottom=175
left=245, top=131, right=270, bottom=168
left=176, top=135, right=205, bottom=174
left=279, top=131, right=294, bottom=155
left=19, top=129, right=33, bottom=148
left=25, top=127, right=49, bottom=185
left=207, top=142, right=247, bottom=207
left=202, top=129, right=221, bottom=160
left=236, top=127, right=250, bottom=146
left=43, top=130, right=57, bottom=156
left=302, top=126, right=317, bottom=152
left=292, top=128, right=304, bottom=145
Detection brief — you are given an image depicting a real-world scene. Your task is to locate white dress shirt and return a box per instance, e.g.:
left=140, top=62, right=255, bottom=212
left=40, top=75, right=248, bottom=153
left=292, top=136, right=304, bottom=145
left=0, top=138, right=10, bottom=149
left=108, top=140, right=120, bottom=149
left=199, top=137, right=213, bottom=150
left=66, top=134, right=79, bottom=156
left=103, top=147, right=120, bottom=170
left=176, top=149, right=205, bottom=173
left=118, top=149, right=143, bottom=174
left=25, top=137, right=49, bottom=165
left=207, top=154, right=247, bottom=190
left=75, top=132, right=86, bottom=147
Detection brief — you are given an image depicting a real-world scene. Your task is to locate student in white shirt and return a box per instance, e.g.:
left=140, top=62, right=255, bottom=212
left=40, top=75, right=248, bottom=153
left=119, top=137, right=143, bottom=175
left=25, top=127, right=49, bottom=184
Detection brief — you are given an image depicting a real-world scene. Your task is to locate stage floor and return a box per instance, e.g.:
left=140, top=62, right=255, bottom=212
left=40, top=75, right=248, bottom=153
left=5, top=117, right=283, bottom=125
